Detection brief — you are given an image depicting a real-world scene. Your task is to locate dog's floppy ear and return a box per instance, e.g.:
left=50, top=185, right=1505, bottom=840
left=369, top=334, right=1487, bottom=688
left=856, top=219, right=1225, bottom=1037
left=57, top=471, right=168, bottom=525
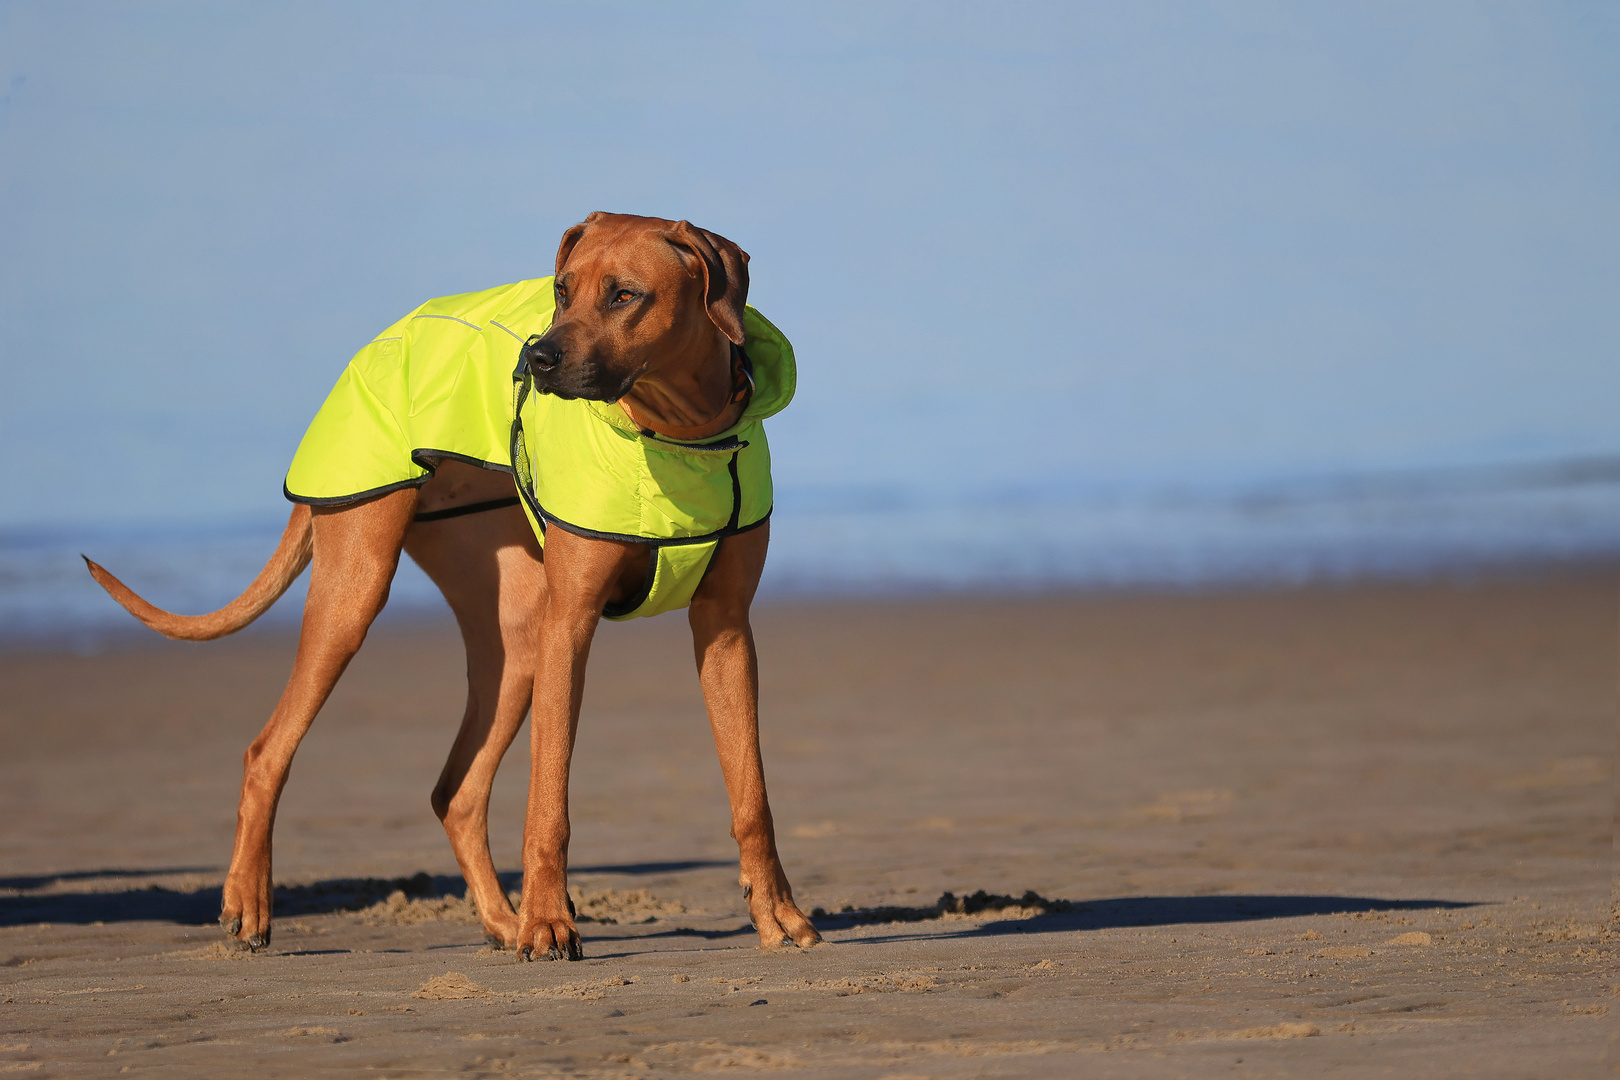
left=555, top=212, right=609, bottom=277
left=554, top=224, right=586, bottom=277
left=666, top=221, right=750, bottom=345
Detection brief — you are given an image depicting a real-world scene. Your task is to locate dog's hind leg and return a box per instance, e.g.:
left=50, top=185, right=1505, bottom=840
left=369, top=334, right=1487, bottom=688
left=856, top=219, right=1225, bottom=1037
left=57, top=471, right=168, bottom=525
left=220, top=488, right=418, bottom=951
left=405, top=502, right=545, bottom=949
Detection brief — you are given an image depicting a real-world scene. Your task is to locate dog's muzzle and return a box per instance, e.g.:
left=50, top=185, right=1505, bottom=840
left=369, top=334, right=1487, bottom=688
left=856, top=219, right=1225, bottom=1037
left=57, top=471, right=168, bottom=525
left=521, top=333, right=632, bottom=402
left=522, top=334, right=562, bottom=376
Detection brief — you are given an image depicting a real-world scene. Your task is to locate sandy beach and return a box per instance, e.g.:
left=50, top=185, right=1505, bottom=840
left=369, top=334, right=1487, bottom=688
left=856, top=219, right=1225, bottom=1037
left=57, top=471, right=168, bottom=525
left=0, top=569, right=1612, bottom=1078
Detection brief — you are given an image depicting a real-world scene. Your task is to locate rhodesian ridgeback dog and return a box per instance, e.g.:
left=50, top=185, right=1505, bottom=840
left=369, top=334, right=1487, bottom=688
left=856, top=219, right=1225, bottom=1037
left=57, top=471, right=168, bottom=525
left=86, top=212, right=820, bottom=961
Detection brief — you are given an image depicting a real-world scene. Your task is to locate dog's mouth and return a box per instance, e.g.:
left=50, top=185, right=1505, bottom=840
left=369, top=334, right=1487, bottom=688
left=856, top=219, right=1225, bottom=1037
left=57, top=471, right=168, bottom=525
left=530, top=364, right=638, bottom=404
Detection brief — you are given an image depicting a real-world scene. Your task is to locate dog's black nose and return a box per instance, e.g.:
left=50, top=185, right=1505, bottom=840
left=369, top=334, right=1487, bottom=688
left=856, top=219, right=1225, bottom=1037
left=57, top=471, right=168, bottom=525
left=522, top=334, right=563, bottom=374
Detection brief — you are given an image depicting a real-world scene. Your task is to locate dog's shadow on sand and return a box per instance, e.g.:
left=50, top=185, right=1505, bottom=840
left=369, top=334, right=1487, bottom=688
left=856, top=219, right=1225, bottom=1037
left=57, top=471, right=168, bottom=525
left=807, top=894, right=1478, bottom=947
left=0, top=867, right=1477, bottom=939
left=0, top=869, right=454, bottom=929
left=607, top=891, right=1479, bottom=950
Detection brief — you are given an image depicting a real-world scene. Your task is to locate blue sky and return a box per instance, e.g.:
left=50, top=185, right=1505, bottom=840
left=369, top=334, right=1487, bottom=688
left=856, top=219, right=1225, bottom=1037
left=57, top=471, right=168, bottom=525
left=2, top=1, right=1615, bottom=529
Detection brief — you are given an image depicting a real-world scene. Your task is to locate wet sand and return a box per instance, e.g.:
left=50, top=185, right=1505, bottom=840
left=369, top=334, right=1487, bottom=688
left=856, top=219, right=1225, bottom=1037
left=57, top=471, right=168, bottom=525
left=0, top=570, right=1613, bottom=1078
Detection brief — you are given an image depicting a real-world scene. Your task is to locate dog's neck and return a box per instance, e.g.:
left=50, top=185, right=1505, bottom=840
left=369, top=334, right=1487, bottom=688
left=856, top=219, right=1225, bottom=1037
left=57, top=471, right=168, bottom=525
left=617, top=340, right=749, bottom=441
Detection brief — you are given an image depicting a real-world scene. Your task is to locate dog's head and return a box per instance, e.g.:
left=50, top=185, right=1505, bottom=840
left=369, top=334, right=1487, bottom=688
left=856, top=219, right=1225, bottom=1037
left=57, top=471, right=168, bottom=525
left=520, top=212, right=750, bottom=402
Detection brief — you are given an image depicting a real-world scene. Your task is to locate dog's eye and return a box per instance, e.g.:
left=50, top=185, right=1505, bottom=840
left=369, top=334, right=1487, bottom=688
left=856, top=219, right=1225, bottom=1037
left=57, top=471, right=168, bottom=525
left=612, top=290, right=635, bottom=305
left=554, top=285, right=569, bottom=306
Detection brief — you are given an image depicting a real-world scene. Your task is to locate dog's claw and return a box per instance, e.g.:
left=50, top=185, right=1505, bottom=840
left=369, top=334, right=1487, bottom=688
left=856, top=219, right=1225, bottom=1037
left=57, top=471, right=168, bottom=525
left=517, top=940, right=579, bottom=962
left=780, top=935, right=794, bottom=947
left=220, top=904, right=270, bottom=953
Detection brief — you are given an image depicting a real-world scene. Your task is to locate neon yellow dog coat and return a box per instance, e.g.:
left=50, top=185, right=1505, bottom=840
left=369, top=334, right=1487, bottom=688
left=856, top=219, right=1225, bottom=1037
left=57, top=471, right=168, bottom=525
left=284, top=276, right=796, bottom=621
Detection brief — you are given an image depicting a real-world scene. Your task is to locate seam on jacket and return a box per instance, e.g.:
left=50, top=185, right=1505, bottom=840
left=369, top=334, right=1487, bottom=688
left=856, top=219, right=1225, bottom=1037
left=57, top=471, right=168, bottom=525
left=583, top=400, right=752, bottom=453
left=412, top=313, right=482, bottom=331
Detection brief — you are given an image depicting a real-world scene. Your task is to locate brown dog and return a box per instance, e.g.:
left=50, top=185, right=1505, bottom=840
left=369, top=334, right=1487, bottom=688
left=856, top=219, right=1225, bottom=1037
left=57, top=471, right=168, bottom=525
left=87, top=213, right=820, bottom=960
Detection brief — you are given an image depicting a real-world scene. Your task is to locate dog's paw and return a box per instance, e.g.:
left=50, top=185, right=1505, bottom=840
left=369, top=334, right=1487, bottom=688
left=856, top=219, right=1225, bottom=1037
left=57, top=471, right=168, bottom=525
left=218, top=914, right=271, bottom=952
left=750, top=895, right=821, bottom=950
left=515, top=916, right=583, bottom=963
left=220, top=873, right=274, bottom=952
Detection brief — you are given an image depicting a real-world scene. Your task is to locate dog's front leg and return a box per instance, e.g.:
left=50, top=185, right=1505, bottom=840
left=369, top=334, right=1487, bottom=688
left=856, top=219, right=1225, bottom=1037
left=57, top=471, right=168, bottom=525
left=514, top=529, right=638, bottom=962
left=689, top=524, right=821, bottom=950
left=514, top=600, right=589, bottom=962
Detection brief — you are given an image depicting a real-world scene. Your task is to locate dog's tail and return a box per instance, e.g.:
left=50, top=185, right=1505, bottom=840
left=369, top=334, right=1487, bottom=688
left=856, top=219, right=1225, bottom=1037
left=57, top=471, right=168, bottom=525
left=82, top=505, right=315, bottom=641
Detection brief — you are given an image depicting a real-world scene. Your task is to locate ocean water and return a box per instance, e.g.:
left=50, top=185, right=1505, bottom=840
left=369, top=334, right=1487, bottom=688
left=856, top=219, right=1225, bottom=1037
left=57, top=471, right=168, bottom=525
left=3, top=457, right=1615, bottom=649
left=765, top=458, right=1620, bottom=593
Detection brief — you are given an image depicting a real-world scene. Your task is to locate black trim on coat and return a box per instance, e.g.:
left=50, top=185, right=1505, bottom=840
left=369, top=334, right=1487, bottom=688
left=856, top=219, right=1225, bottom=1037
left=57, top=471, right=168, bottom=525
left=283, top=449, right=513, bottom=507
left=601, top=548, right=659, bottom=619
left=533, top=506, right=771, bottom=548
left=725, top=451, right=742, bottom=532
left=408, top=449, right=517, bottom=475
left=283, top=476, right=428, bottom=507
